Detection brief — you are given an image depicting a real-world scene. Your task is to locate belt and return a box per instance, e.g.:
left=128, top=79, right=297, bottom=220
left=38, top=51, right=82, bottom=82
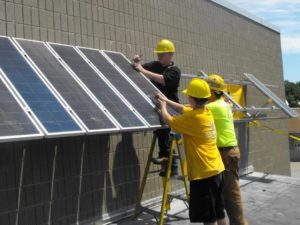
left=218, top=146, right=237, bottom=151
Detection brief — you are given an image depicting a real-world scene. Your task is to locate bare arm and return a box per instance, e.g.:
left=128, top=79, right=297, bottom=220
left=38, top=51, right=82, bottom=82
left=133, top=63, right=165, bottom=84
left=155, top=92, right=184, bottom=113
left=157, top=97, right=172, bottom=123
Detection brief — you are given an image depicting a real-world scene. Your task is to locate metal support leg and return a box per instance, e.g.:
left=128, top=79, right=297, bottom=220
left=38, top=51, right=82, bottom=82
left=133, top=133, right=157, bottom=218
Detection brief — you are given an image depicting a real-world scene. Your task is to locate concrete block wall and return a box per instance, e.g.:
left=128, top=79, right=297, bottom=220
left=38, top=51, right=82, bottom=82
left=0, top=0, right=290, bottom=224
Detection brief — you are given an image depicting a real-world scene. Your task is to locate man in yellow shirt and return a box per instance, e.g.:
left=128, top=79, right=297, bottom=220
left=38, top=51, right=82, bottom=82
left=156, top=78, right=226, bottom=225
left=207, top=74, right=247, bottom=225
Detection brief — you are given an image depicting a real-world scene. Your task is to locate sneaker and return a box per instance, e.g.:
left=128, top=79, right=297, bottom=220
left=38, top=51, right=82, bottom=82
left=151, top=157, right=168, bottom=164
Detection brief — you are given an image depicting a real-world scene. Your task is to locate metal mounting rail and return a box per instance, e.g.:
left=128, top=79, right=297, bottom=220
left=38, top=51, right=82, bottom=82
left=181, top=71, right=298, bottom=120
left=244, top=73, right=298, bottom=118
left=198, top=71, right=252, bottom=118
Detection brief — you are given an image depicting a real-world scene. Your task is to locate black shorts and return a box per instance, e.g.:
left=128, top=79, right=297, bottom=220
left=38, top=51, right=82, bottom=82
left=189, top=173, right=225, bottom=223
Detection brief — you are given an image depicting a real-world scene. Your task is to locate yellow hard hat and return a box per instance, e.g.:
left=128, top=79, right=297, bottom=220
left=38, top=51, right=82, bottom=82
left=182, top=78, right=211, bottom=98
left=153, top=39, right=175, bottom=53
left=207, top=74, right=226, bottom=92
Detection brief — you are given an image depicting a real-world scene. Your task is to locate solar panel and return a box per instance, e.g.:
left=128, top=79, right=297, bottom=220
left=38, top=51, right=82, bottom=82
left=77, top=47, right=162, bottom=127
left=103, top=51, right=159, bottom=100
left=48, top=43, right=147, bottom=130
left=0, top=69, right=43, bottom=142
left=244, top=73, right=298, bottom=118
left=102, top=51, right=178, bottom=116
left=15, top=39, right=119, bottom=133
left=0, top=36, right=83, bottom=136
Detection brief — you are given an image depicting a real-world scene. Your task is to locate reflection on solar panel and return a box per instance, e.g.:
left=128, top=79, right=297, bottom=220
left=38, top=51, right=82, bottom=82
left=244, top=73, right=298, bottom=118
left=78, top=47, right=162, bottom=127
left=15, top=39, right=119, bottom=133
left=103, top=51, right=178, bottom=116
left=48, top=43, right=147, bottom=129
left=0, top=70, right=43, bottom=142
left=0, top=36, right=83, bottom=135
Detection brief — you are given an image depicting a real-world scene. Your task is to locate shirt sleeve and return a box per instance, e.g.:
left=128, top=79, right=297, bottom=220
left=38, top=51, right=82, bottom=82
left=142, top=62, right=153, bottom=70
left=163, top=66, right=181, bottom=88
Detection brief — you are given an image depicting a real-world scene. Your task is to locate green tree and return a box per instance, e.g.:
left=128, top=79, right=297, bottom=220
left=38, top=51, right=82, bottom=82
left=285, top=80, right=300, bottom=107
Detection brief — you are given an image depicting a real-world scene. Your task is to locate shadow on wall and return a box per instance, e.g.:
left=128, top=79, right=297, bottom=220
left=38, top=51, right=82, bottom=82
left=106, top=132, right=141, bottom=215
left=79, top=134, right=110, bottom=223
left=0, top=133, right=141, bottom=225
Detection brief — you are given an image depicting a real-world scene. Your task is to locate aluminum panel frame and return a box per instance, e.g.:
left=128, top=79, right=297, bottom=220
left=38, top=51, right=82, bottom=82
left=76, top=46, right=162, bottom=129
left=0, top=69, right=44, bottom=142
left=0, top=36, right=85, bottom=137
left=102, top=50, right=178, bottom=117
left=13, top=38, right=120, bottom=134
left=46, top=42, right=148, bottom=131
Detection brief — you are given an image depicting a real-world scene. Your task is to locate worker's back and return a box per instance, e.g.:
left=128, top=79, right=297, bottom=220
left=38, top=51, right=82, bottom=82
left=207, top=98, right=237, bottom=148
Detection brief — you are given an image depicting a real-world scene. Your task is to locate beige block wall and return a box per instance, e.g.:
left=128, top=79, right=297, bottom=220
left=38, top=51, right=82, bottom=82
left=0, top=0, right=290, bottom=221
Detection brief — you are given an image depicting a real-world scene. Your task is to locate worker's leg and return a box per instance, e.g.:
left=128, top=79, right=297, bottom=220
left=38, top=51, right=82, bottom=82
left=220, top=147, right=247, bottom=225
left=154, top=128, right=178, bottom=175
left=189, top=173, right=226, bottom=224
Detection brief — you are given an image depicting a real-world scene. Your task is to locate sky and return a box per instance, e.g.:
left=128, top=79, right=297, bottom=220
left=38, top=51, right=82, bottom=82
left=226, top=0, right=300, bottom=83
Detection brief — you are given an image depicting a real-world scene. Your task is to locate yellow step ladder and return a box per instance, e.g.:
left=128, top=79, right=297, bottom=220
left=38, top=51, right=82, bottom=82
left=134, top=132, right=189, bottom=225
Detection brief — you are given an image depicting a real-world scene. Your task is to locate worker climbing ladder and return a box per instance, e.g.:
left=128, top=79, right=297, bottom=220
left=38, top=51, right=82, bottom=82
left=134, top=132, right=189, bottom=225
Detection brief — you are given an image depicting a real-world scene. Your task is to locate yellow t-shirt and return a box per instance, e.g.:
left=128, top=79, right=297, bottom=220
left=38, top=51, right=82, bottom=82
left=207, top=99, right=238, bottom=147
left=169, top=106, right=224, bottom=181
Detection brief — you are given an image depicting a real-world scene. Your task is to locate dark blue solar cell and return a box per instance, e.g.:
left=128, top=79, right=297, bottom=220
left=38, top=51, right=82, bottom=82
left=0, top=37, right=82, bottom=134
left=16, top=39, right=118, bottom=132
left=49, top=43, right=146, bottom=129
left=0, top=76, right=42, bottom=140
left=78, top=48, right=162, bottom=127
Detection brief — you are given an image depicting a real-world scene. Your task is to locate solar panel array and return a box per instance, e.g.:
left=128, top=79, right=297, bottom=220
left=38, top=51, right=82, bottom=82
left=15, top=39, right=119, bottom=133
left=0, top=36, right=166, bottom=142
left=78, top=47, right=162, bottom=127
left=0, top=37, right=83, bottom=137
left=48, top=43, right=146, bottom=130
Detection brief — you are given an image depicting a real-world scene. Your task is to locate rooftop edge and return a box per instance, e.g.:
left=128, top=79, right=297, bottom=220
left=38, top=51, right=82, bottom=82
left=211, top=0, right=281, bottom=33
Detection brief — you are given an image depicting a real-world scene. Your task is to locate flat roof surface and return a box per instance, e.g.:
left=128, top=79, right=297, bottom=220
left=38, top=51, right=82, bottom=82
left=113, top=172, right=300, bottom=225
left=211, top=0, right=280, bottom=33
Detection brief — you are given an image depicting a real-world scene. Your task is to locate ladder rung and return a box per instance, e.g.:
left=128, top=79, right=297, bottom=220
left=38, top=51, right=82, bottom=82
left=134, top=134, right=189, bottom=225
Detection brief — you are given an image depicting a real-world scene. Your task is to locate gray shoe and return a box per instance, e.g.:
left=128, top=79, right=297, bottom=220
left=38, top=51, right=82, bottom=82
left=151, top=157, right=168, bottom=164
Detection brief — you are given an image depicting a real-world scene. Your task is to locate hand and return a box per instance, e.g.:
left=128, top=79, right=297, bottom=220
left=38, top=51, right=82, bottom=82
left=157, top=97, right=167, bottom=108
left=154, top=91, right=166, bottom=101
left=133, top=63, right=144, bottom=73
left=132, top=54, right=142, bottom=63
left=155, top=92, right=167, bottom=108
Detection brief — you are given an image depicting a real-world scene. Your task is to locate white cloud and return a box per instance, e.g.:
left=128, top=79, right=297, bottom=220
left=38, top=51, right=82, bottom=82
left=282, top=36, right=300, bottom=54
